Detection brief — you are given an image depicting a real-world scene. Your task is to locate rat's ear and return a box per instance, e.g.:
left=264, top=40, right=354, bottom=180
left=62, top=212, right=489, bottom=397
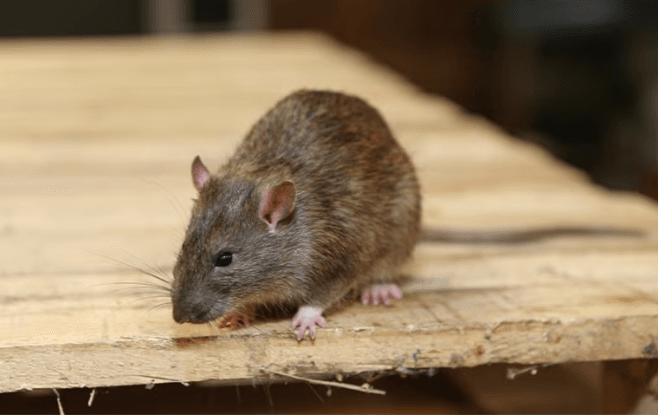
left=259, top=181, right=296, bottom=233
left=191, top=156, right=210, bottom=191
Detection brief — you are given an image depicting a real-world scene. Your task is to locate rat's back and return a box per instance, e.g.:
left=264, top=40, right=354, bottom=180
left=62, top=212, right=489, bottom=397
left=227, top=90, right=421, bottom=305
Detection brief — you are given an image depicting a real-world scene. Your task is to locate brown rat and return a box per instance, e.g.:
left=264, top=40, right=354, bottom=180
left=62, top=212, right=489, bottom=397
left=171, top=89, right=421, bottom=340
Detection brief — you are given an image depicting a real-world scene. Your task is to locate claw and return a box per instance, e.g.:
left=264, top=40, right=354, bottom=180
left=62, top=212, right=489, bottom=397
left=292, top=306, right=326, bottom=341
left=361, top=284, right=402, bottom=306
left=218, top=312, right=250, bottom=330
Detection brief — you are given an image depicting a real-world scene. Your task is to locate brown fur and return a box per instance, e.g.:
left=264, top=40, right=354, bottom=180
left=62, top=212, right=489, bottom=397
left=171, top=90, right=421, bottom=324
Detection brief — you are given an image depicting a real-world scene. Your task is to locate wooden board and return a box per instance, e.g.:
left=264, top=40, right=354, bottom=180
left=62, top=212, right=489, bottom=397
left=2, top=33, right=658, bottom=394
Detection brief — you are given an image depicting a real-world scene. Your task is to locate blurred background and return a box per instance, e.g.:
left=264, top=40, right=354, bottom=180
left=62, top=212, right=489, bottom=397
left=2, top=0, right=658, bottom=200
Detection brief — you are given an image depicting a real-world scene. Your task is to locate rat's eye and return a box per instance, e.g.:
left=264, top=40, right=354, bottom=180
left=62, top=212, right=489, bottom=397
left=213, top=251, right=233, bottom=267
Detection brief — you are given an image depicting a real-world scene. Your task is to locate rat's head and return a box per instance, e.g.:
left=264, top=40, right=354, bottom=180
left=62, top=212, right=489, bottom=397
left=171, top=156, right=297, bottom=324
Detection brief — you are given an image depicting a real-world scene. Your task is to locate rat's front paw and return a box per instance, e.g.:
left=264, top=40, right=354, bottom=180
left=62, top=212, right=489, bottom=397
left=218, top=311, right=250, bottom=330
left=292, top=306, right=326, bottom=341
left=361, top=283, right=402, bottom=306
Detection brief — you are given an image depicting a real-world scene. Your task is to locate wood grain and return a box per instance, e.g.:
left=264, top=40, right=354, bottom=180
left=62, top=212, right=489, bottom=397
left=2, top=33, right=658, bottom=393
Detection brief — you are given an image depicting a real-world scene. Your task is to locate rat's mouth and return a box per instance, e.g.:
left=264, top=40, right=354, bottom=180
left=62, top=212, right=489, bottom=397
left=172, top=300, right=228, bottom=324
left=173, top=309, right=211, bottom=324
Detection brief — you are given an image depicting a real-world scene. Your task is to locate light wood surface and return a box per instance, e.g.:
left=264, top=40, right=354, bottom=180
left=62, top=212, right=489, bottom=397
left=2, top=33, right=658, bottom=394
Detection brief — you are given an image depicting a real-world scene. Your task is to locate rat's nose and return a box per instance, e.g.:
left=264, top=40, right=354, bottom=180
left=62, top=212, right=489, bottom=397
left=173, top=301, right=212, bottom=324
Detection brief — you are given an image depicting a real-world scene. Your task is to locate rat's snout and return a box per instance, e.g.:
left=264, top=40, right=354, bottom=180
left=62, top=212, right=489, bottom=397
left=173, top=299, right=213, bottom=324
left=172, top=284, right=231, bottom=324
left=172, top=288, right=218, bottom=324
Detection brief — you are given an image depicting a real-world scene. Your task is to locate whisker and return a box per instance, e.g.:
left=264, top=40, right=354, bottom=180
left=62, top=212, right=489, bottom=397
left=147, top=302, right=172, bottom=313
left=117, top=250, right=173, bottom=285
left=119, top=293, right=168, bottom=304
left=98, top=253, right=173, bottom=287
left=106, top=248, right=173, bottom=280
left=108, top=281, right=171, bottom=293
left=129, top=293, right=172, bottom=300
left=140, top=178, right=189, bottom=229
left=100, top=283, right=171, bottom=301
left=117, top=294, right=167, bottom=308
left=105, top=280, right=171, bottom=290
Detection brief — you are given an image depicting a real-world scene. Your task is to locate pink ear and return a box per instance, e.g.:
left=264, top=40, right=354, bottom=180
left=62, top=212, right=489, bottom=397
left=259, top=181, right=296, bottom=233
left=191, top=156, right=210, bottom=191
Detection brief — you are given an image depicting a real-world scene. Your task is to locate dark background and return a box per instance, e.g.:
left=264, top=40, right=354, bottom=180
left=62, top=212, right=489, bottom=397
left=3, top=0, right=658, bottom=199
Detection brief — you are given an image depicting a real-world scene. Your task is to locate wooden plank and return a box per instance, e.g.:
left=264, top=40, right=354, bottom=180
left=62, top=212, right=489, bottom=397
left=2, top=33, right=658, bottom=393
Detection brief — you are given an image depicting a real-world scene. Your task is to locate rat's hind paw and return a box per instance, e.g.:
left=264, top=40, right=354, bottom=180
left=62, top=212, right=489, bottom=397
left=218, top=312, right=250, bottom=330
left=292, top=306, right=327, bottom=341
left=361, top=283, right=402, bottom=306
